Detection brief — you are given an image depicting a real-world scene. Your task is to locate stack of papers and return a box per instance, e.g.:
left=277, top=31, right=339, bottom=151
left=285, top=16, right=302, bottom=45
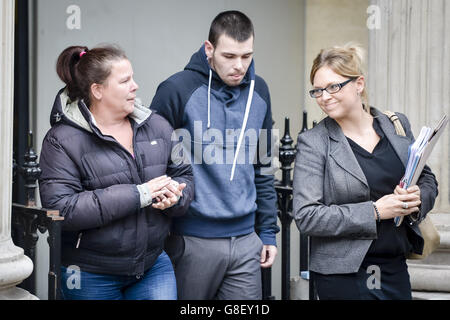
left=395, top=114, right=448, bottom=227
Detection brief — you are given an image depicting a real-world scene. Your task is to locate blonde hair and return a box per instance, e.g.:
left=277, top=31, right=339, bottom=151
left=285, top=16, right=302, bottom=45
left=310, top=42, right=369, bottom=111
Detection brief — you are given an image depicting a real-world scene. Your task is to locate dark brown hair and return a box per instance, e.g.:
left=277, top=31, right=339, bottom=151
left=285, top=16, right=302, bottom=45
left=208, top=10, right=254, bottom=47
left=56, top=44, right=127, bottom=106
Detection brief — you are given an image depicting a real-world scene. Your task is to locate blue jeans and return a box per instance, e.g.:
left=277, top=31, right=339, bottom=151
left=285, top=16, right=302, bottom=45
left=60, top=251, right=177, bottom=300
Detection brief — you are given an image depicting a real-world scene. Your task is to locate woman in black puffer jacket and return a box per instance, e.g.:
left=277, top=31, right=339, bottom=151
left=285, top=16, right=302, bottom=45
left=39, top=44, right=194, bottom=300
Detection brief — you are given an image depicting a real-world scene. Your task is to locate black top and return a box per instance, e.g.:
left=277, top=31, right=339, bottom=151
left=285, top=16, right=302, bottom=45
left=346, top=117, right=412, bottom=264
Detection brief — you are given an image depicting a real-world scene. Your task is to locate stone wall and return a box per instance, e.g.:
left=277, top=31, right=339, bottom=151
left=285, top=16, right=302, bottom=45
left=368, top=0, right=450, bottom=213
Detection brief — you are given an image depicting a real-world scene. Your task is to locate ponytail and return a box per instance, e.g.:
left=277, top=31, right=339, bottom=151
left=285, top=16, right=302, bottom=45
left=56, top=46, right=88, bottom=102
left=55, top=44, right=127, bottom=106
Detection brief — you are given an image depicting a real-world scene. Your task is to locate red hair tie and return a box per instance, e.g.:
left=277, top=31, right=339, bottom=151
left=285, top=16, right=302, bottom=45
left=79, top=51, right=87, bottom=58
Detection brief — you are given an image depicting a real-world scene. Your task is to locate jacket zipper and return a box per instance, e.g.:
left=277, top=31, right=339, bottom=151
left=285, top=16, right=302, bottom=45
left=76, top=232, right=83, bottom=249
left=93, top=121, right=145, bottom=274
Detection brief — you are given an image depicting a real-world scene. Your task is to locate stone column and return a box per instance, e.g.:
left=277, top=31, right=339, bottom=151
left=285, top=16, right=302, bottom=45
left=368, top=0, right=450, bottom=298
left=367, top=0, right=450, bottom=213
left=0, top=0, right=36, bottom=300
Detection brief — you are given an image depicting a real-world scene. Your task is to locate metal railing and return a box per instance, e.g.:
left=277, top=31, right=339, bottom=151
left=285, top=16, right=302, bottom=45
left=11, top=131, right=63, bottom=300
left=262, top=111, right=317, bottom=300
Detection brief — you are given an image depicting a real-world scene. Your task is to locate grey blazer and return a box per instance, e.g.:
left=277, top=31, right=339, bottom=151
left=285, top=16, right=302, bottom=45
left=292, top=107, right=438, bottom=274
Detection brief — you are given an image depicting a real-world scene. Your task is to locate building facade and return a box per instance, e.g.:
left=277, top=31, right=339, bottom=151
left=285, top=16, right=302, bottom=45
left=1, top=0, right=448, bottom=300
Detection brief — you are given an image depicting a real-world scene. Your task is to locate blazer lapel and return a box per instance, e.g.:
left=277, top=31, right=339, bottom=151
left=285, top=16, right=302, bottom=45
left=325, top=117, right=369, bottom=188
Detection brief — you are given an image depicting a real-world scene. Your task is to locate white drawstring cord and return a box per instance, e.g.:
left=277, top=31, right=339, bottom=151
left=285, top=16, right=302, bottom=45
left=230, top=79, right=255, bottom=181
left=207, top=69, right=212, bottom=129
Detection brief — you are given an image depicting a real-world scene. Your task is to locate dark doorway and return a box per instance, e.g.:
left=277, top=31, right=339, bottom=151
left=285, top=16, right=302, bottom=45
left=13, top=0, right=30, bottom=205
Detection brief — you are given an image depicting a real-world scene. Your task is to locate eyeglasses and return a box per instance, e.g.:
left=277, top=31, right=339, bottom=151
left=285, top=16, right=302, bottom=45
left=309, top=78, right=355, bottom=98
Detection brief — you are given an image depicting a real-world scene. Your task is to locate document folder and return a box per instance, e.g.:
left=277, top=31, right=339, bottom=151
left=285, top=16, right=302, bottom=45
left=395, top=114, right=448, bottom=227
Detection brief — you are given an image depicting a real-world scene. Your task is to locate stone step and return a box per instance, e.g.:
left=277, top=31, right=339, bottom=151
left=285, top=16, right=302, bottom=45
left=408, top=263, right=450, bottom=292
left=412, top=291, right=450, bottom=300
left=407, top=213, right=450, bottom=293
left=407, top=227, right=450, bottom=265
left=428, top=212, right=450, bottom=231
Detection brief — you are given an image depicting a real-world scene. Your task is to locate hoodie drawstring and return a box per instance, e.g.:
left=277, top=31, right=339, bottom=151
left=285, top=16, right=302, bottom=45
left=206, top=68, right=255, bottom=181
left=230, top=79, right=255, bottom=181
left=207, top=69, right=212, bottom=129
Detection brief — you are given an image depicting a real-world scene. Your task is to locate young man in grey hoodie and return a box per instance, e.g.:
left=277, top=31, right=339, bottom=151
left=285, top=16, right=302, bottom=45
left=150, top=10, right=279, bottom=300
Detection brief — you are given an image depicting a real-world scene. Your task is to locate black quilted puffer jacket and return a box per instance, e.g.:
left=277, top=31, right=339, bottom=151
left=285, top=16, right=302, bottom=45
left=39, top=88, right=194, bottom=276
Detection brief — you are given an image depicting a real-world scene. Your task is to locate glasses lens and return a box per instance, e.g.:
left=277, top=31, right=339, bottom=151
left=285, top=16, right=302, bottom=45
left=326, top=83, right=341, bottom=94
left=309, top=89, right=322, bottom=98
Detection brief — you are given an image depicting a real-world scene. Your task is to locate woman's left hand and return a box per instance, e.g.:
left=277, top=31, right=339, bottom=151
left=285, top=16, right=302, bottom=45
left=394, top=185, right=421, bottom=209
left=152, top=180, right=186, bottom=210
left=394, top=185, right=421, bottom=198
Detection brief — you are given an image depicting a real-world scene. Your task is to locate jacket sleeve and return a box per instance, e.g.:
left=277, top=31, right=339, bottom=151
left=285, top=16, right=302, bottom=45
left=397, top=113, right=439, bottom=223
left=292, top=130, right=377, bottom=238
left=162, top=128, right=195, bottom=218
left=253, top=80, right=280, bottom=246
left=38, top=134, right=141, bottom=232
left=149, top=78, right=195, bottom=217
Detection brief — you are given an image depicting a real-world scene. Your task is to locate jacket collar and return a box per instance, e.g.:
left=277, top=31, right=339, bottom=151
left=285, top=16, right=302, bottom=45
left=52, top=88, right=152, bottom=132
left=324, top=106, right=411, bottom=188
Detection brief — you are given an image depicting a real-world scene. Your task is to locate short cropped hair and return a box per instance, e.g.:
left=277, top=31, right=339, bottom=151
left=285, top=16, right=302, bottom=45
left=208, top=10, right=254, bottom=47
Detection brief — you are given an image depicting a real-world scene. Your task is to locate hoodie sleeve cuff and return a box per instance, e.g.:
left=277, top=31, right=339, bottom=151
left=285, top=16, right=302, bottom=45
left=258, top=232, right=277, bottom=247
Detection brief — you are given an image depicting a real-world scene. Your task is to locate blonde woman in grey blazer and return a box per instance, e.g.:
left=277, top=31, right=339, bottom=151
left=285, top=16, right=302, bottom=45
left=292, top=44, right=438, bottom=300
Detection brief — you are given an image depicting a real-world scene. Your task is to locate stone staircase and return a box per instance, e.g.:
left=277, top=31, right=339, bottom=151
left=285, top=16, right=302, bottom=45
left=408, top=213, right=450, bottom=300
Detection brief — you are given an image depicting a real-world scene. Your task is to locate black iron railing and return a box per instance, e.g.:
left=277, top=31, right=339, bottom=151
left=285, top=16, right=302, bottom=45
left=262, top=111, right=317, bottom=300
left=11, top=131, right=63, bottom=300
left=275, top=117, right=296, bottom=300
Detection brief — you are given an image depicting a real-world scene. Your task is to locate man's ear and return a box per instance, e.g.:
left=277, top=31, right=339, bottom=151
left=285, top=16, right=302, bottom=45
left=90, top=83, right=103, bottom=101
left=204, top=40, right=214, bottom=60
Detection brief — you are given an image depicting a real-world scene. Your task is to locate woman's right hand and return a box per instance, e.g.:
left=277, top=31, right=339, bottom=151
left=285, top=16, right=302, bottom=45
left=374, top=193, right=421, bottom=220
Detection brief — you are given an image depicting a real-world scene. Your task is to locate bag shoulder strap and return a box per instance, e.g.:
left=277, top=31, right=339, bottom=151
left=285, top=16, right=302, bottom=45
left=383, top=110, right=406, bottom=137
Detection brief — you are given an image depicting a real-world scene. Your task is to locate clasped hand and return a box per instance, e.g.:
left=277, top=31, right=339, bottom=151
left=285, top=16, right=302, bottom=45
left=374, top=185, right=421, bottom=220
left=145, top=175, right=186, bottom=210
